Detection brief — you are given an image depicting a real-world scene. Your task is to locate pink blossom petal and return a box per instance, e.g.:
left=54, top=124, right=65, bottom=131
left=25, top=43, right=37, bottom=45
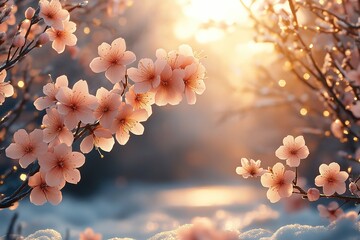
left=5, top=143, right=23, bottom=159
left=267, top=188, right=281, bottom=203
left=68, top=152, right=85, bottom=168
left=131, top=123, right=144, bottom=135
left=89, top=57, right=110, bottom=73
left=105, top=65, right=126, bottom=84
left=282, top=135, right=295, bottom=146
left=98, top=42, right=111, bottom=57
left=30, top=187, right=47, bottom=205
left=46, top=168, right=64, bottom=187
left=119, top=51, right=136, bottom=65
left=96, top=137, right=114, bottom=152
left=80, top=135, right=94, bottom=154
left=46, top=187, right=62, bottom=205
left=64, top=169, right=81, bottom=184
left=19, top=154, right=37, bottom=168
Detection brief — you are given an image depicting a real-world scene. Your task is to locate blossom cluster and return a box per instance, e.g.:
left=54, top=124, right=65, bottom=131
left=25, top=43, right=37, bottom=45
left=236, top=135, right=360, bottom=221
left=0, top=0, right=206, bottom=207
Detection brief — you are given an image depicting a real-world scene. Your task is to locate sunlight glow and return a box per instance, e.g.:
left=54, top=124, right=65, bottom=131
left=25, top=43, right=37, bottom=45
left=158, top=185, right=261, bottom=207
left=175, top=0, right=252, bottom=43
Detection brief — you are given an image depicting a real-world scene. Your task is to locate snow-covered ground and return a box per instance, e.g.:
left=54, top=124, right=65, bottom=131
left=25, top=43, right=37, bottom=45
left=2, top=182, right=358, bottom=239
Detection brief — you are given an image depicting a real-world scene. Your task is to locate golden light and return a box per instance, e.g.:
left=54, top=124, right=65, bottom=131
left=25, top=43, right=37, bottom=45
left=19, top=173, right=27, bottom=181
left=158, top=186, right=261, bottom=207
left=323, top=110, right=330, bottom=117
left=17, top=80, right=24, bottom=88
left=300, top=108, right=308, bottom=116
left=83, top=26, right=91, bottom=34
left=303, top=73, right=310, bottom=80
left=278, top=79, right=286, bottom=87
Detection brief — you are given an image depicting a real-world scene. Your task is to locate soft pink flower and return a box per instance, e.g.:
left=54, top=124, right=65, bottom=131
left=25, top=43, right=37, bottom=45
left=38, top=143, right=85, bottom=187
left=315, top=162, right=348, bottom=196
left=183, top=62, right=206, bottom=105
left=94, top=87, right=121, bottom=129
left=260, top=162, right=295, bottom=203
left=111, top=103, right=148, bottom=145
left=34, top=75, right=69, bottom=110
left=42, top=108, right=74, bottom=146
left=56, top=80, right=98, bottom=129
left=125, top=85, right=154, bottom=116
left=0, top=1, right=17, bottom=32
left=236, top=158, right=265, bottom=178
left=6, top=129, right=47, bottom=168
left=154, top=64, right=185, bottom=106
left=317, top=201, right=344, bottom=222
left=28, top=172, right=63, bottom=206
left=39, top=0, right=69, bottom=30
left=79, top=228, right=102, bottom=240
left=80, top=126, right=115, bottom=154
left=307, top=188, right=320, bottom=202
left=127, top=58, right=166, bottom=93
left=275, top=135, right=309, bottom=167
left=89, top=37, right=136, bottom=84
left=46, top=20, right=77, bottom=54
left=0, top=70, right=14, bottom=105
left=156, top=44, right=197, bottom=70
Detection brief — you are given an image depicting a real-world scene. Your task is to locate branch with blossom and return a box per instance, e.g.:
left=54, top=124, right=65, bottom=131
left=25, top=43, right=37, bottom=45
left=237, top=135, right=360, bottom=221
left=0, top=0, right=207, bottom=209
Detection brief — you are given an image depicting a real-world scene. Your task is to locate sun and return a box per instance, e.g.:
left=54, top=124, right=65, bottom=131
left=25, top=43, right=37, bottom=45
left=175, top=0, right=253, bottom=43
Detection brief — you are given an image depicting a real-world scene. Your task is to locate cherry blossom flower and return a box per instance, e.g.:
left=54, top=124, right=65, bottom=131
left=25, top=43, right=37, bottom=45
left=307, top=188, right=320, bottom=202
left=5, top=129, right=47, bottom=168
left=111, top=103, right=148, bottom=145
left=80, top=126, right=115, bottom=154
left=42, top=108, right=74, bottom=146
left=125, top=85, right=154, bottom=116
left=127, top=58, right=166, bottom=93
left=46, top=20, right=77, bottom=54
left=260, top=162, right=295, bottom=203
left=156, top=44, right=197, bottom=70
left=38, top=143, right=85, bottom=187
left=34, top=75, right=69, bottom=110
left=94, top=87, right=121, bottom=129
left=236, top=158, right=265, bottom=178
left=39, top=0, right=69, bottom=30
left=317, top=201, right=344, bottom=222
left=56, top=80, right=98, bottom=129
left=275, top=135, right=309, bottom=167
left=154, top=64, right=185, bottom=106
left=315, top=162, right=348, bottom=196
left=79, top=228, right=102, bottom=240
left=0, top=70, right=14, bottom=105
left=89, top=37, right=136, bottom=84
left=28, top=172, right=63, bottom=206
left=183, top=62, right=206, bottom=104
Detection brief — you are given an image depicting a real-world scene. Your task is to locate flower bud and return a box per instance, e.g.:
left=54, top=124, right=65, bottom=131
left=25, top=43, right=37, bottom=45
left=36, top=33, right=49, bottom=46
left=307, top=188, right=320, bottom=202
left=25, top=7, right=35, bottom=19
left=349, top=182, right=358, bottom=195
left=12, top=35, right=25, bottom=47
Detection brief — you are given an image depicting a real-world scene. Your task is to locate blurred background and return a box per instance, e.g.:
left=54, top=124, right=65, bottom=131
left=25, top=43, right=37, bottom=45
left=0, top=0, right=350, bottom=238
